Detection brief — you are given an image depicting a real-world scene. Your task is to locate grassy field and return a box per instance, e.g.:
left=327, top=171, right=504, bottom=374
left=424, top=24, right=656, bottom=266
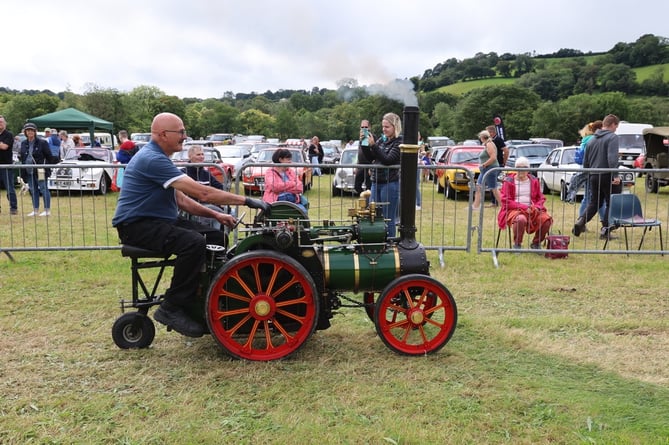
left=1, top=175, right=668, bottom=444
left=633, top=63, right=669, bottom=82
left=435, top=60, right=669, bottom=96
left=437, top=77, right=516, bottom=96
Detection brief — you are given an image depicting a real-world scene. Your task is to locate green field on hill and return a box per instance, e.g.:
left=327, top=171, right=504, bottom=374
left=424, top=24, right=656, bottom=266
left=436, top=58, right=669, bottom=96
left=634, top=63, right=669, bottom=82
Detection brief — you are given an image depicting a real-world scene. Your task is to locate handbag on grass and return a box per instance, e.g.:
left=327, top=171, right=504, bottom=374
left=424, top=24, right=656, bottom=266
left=544, top=231, right=570, bottom=259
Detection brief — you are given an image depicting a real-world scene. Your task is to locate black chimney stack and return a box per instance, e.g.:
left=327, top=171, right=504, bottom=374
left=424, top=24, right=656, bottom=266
left=399, top=106, right=419, bottom=249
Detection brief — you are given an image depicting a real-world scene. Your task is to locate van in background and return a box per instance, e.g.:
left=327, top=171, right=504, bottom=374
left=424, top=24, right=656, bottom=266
left=428, top=136, right=455, bottom=147
left=616, top=121, right=653, bottom=168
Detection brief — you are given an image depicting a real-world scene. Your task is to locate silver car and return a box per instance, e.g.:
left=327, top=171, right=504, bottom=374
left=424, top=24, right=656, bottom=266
left=332, top=148, right=359, bottom=196
left=48, top=148, right=116, bottom=195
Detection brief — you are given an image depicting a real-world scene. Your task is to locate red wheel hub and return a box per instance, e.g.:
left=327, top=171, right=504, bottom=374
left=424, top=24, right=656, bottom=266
left=250, top=294, right=275, bottom=321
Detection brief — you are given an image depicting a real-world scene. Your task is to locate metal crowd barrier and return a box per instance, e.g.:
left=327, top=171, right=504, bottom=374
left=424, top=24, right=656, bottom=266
left=1, top=163, right=667, bottom=266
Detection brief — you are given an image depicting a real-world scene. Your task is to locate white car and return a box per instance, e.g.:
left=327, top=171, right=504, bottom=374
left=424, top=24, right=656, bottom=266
left=216, top=146, right=252, bottom=178
left=537, top=145, right=582, bottom=201
left=332, top=147, right=359, bottom=196
left=48, top=148, right=116, bottom=195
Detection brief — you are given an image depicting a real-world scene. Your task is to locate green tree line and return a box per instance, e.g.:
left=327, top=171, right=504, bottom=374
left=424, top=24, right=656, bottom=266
left=1, top=34, right=668, bottom=145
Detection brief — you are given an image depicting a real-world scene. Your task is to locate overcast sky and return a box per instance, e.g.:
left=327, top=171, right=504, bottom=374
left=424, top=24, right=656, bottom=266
left=5, top=0, right=668, bottom=99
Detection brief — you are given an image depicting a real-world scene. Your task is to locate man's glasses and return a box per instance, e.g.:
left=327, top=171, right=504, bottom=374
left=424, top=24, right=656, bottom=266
left=360, top=126, right=368, bottom=129
left=164, top=129, right=187, bottom=136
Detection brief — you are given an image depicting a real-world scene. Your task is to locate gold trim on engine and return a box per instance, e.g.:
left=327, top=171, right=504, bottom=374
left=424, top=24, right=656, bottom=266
left=354, top=252, right=360, bottom=293
left=323, top=248, right=330, bottom=284
left=400, top=143, right=420, bottom=154
left=393, top=246, right=401, bottom=278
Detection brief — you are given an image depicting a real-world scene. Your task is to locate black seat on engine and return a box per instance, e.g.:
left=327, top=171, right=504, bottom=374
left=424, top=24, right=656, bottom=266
left=121, top=245, right=168, bottom=258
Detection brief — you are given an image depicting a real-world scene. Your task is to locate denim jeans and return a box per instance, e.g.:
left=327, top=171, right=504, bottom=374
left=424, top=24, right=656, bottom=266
left=579, top=178, right=610, bottom=222
left=370, top=180, right=399, bottom=238
left=27, top=171, right=50, bottom=210
left=415, top=171, right=421, bottom=207
left=311, top=156, right=321, bottom=176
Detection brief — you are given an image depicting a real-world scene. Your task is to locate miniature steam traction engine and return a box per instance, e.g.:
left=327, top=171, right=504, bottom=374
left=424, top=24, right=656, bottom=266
left=112, top=106, right=457, bottom=361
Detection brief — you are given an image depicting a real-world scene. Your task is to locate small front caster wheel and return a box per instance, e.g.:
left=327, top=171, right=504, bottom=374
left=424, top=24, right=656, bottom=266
left=112, top=312, right=156, bottom=349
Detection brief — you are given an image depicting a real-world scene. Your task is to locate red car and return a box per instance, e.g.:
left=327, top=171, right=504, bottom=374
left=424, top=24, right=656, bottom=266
left=171, top=147, right=232, bottom=189
left=242, top=147, right=313, bottom=195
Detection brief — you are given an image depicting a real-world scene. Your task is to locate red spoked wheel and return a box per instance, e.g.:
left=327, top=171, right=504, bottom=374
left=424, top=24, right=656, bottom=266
left=206, top=250, right=319, bottom=361
left=374, top=274, right=457, bottom=356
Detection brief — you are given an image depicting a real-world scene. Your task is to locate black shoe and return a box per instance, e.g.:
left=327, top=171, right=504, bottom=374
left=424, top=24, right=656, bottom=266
left=154, top=304, right=205, bottom=338
left=600, top=227, right=618, bottom=240
left=572, top=217, right=586, bottom=237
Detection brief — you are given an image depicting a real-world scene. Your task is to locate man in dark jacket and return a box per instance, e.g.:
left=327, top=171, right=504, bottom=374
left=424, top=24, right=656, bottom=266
left=0, top=115, right=17, bottom=214
left=572, top=114, right=620, bottom=238
left=486, top=125, right=508, bottom=206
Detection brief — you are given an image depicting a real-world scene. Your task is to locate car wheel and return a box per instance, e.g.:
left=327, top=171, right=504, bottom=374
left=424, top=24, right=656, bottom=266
left=332, top=183, right=342, bottom=197
left=560, top=181, right=568, bottom=201
left=436, top=176, right=444, bottom=194
left=445, top=180, right=456, bottom=200
left=645, top=172, right=659, bottom=193
left=95, top=174, right=110, bottom=195
left=541, top=178, right=550, bottom=195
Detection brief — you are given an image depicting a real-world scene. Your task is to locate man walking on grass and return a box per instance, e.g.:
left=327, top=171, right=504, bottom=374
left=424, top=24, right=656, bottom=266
left=572, top=114, right=620, bottom=239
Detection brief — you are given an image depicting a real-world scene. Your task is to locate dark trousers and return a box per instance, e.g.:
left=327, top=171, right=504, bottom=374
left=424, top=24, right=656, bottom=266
left=0, top=167, right=18, bottom=210
left=116, top=218, right=227, bottom=308
left=354, top=167, right=370, bottom=194
left=582, top=173, right=612, bottom=226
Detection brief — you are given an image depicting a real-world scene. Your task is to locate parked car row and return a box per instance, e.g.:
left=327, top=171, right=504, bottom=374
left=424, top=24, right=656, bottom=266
left=39, top=131, right=660, bottom=201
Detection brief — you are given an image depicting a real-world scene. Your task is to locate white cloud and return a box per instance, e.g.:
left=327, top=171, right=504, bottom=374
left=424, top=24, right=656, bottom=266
left=4, top=0, right=668, bottom=98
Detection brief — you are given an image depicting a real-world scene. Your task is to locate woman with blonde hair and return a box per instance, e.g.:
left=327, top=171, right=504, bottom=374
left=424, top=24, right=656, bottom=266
left=360, top=112, right=402, bottom=237
left=471, top=130, right=502, bottom=210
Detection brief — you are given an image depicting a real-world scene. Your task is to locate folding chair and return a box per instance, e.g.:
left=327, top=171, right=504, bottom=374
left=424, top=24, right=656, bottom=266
left=495, top=225, right=512, bottom=249
left=603, top=194, right=663, bottom=255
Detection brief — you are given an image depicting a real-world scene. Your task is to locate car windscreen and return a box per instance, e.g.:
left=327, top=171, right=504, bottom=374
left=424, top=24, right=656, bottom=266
left=219, top=148, right=245, bottom=159
left=517, top=145, right=551, bottom=158
left=618, top=134, right=646, bottom=149
left=257, top=150, right=276, bottom=162
left=65, top=148, right=109, bottom=161
left=289, top=150, right=305, bottom=162
left=340, top=150, right=357, bottom=164
left=561, top=149, right=576, bottom=164
left=451, top=151, right=481, bottom=164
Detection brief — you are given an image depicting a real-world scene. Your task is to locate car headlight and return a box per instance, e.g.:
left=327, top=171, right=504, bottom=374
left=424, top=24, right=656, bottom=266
left=337, top=170, right=346, bottom=179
